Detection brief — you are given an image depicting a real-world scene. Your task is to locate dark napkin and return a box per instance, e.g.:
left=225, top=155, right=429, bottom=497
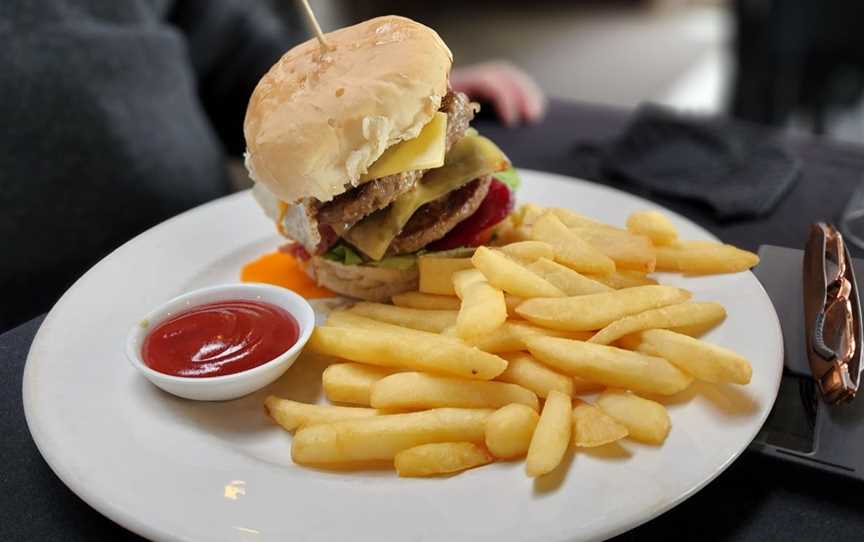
left=576, top=104, right=801, bottom=219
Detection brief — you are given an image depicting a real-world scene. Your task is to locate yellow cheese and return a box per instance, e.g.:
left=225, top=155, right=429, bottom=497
left=360, top=112, right=448, bottom=182
left=346, top=134, right=510, bottom=260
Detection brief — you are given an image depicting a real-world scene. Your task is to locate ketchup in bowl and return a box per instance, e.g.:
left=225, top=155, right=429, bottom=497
left=141, top=299, right=300, bottom=378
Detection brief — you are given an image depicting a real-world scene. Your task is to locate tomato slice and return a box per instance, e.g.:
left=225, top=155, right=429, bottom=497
left=428, top=178, right=514, bottom=251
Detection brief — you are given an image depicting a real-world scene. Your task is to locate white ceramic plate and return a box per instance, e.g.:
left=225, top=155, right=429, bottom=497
left=24, top=170, right=783, bottom=542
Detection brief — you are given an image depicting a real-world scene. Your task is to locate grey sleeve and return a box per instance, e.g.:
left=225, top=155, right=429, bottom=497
left=168, top=0, right=302, bottom=156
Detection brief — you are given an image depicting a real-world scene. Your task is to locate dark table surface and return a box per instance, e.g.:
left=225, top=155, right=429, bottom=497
left=4, top=100, right=864, bottom=541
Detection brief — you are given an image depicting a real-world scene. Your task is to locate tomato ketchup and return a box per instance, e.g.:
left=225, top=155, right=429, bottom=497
left=142, top=300, right=299, bottom=378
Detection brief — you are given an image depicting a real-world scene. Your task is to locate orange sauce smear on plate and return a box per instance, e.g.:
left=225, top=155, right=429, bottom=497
left=241, top=252, right=335, bottom=299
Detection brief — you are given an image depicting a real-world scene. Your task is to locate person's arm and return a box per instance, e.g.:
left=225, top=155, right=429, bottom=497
left=168, top=0, right=299, bottom=156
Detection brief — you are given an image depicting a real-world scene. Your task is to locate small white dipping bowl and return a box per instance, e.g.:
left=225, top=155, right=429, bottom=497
left=126, top=283, right=315, bottom=401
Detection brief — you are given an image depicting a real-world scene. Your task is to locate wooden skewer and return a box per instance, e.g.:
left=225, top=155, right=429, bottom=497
left=299, top=0, right=332, bottom=51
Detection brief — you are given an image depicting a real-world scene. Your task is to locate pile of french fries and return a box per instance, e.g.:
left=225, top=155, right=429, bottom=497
left=265, top=205, right=759, bottom=478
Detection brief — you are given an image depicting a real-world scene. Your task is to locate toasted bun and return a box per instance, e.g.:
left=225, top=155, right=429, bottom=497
left=307, top=256, right=418, bottom=302
left=244, top=16, right=452, bottom=204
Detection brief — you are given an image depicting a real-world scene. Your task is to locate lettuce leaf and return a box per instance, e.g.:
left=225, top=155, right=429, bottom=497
left=494, top=167, right=521, bottom=191
left=323, top=244, right=363, bottom=266
left=323, top=243, right=418, bottom=270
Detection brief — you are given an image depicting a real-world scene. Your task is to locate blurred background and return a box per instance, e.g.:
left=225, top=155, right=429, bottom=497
left=280, top=0, right=864, bottom=143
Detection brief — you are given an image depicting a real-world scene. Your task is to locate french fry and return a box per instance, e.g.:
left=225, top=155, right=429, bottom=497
left=571, top=377, right=605, bottom=395
left=504, top=294, right=524, bottom=316
left=485, top=404, right=540, bottom=458
left=672, top=321, right=722, bottom=338
left=347, top=302, right=458, bottom=333
left=571, top=400, right=629, bottom=447
left=526, top=390, right=572, bottom=477
left=419, top=256, right=474, bottom=295
left=443, top=321, right=592, bottom=354
left=472, top=246, right=565, bottom=298
left=506, top=321, right=593, bottom=342
left=265, top=397, right=380, bottom=431
left=513, top=225, right=534, bottom=242
left=308, top=325, right=507, bottom=380
left=675, top=240, right=728, bottom=249
left=530, top=213, right=616, bottom=274
left=322, top=363, right=400, bottom=405
left=453, top=269, right=507, bottom=339
left=587, top=270, right=658, bottom=289
left=331, top=311, right=545, bottom=356
left=516, top=285, right=691, bottom=331
left=490, top=214, right=519, bottom=246
left=499, top=241, right=556, bottom=262
left=517, top=203, right=547, bottom=227
left=291, top=408, right=493, bottom=464
left=525, top=335, right=693, bottom=395
left=392, top=291, right=461, bottom=311
left=527, top=258, right=613, bottom=296
left=588, top=302, right=726, bottom=345
left=570, top=227, right=656, bottom=273
left=596, top=389, right=671, bottom=445
left=619, top=329, right=752, bottom=385
left=452, top=268, right=486, bottom=297
left=326, top=311, right=460, bottom=340
left=654, top=241, right=759, bottom=274
left=493, top=211, right=533, bottom=244
left=547, top=207, right=619, bottom=231
left=626, top=211, right=678, bottom=246
left=498, top=352, right=574, bottom=398
left=370, top=372, right=539, bottom=411
left=394, top=442, right=493, bottom=477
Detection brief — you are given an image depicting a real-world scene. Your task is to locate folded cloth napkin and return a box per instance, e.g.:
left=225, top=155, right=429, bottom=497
left=577, top=104, right=801, bottom=219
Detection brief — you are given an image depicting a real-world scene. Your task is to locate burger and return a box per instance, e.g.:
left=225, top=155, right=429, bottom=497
left=244, top=16, right=518, bottom=301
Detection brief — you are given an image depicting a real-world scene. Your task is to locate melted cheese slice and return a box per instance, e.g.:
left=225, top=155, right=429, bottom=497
left=346, top=134, right=510, bottom=260
left=360, top=112, right=448, bottom=182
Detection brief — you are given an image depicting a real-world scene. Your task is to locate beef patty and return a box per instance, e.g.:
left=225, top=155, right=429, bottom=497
left=316, top=170, right=422, bottom=234
left=386, top=176, right=492, bottom=255
left=315, top=91, right=476, bottom=236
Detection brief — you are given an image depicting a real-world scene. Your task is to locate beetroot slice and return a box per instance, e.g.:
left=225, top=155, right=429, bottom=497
left=428, top=178, right=515, bottom=251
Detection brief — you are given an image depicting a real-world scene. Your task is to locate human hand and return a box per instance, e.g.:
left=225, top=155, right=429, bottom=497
left=450, top=61, right=547, bottom=127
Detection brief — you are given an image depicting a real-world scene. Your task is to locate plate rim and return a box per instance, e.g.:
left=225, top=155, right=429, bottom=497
left=22, top=169, right=784, bottom=542
left=22, top=191, right=253, bottom=542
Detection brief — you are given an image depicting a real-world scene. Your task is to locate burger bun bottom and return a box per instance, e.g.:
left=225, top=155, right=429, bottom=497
left=306, top=256, right=419, bottom=302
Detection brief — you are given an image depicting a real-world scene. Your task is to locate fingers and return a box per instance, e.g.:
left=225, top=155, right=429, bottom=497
left=501, top=64, right=547, bottom=123
left=450, top=62, right=547, bottom=126
left=451, top=66, right=520, bottom=126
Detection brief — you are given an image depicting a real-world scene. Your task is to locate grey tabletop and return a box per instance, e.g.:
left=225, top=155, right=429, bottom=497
left=4, top=101, right=864, bottom=541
